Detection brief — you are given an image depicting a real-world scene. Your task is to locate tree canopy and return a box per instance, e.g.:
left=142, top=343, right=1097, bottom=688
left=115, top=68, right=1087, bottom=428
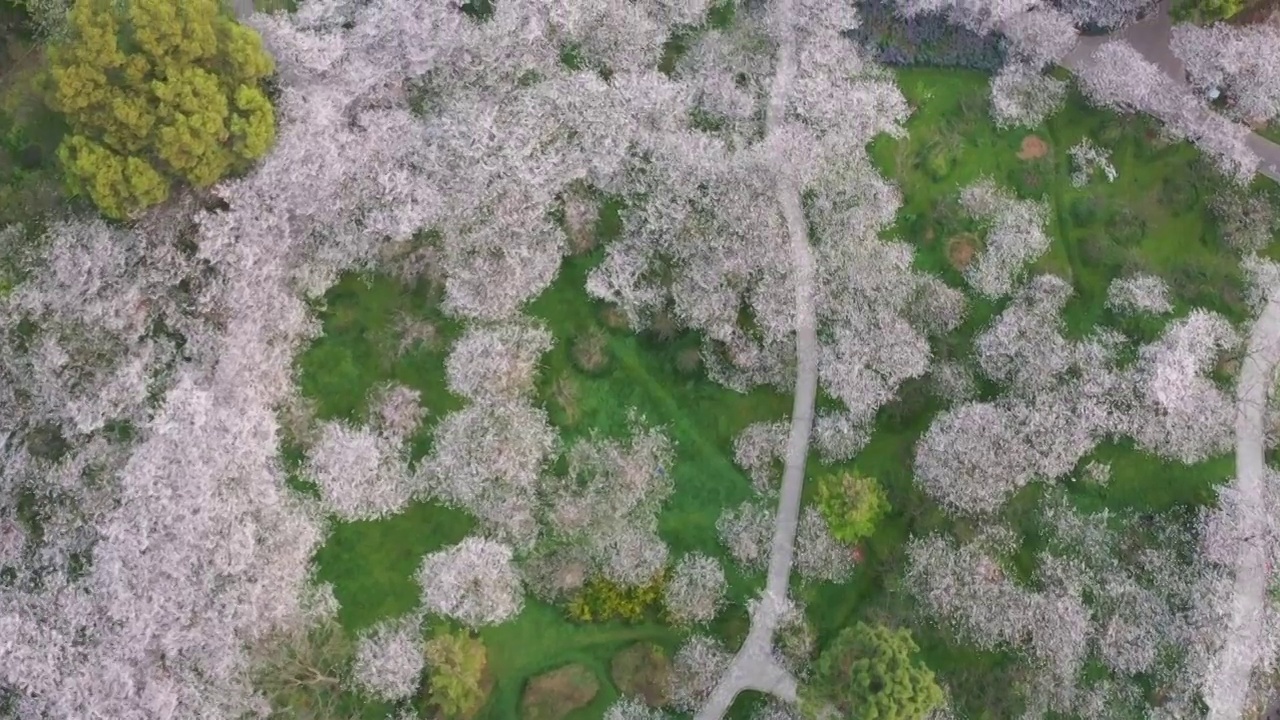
left=424, top=630, right=490, bottom=719
left=46, top=0, right=275, bottom=218
left=803, top=623, right=944, bottom=720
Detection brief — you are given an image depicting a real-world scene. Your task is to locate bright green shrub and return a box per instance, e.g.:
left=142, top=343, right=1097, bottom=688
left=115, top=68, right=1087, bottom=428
left=46, top=0, right=276, bottom=218
left=1171, top=0, right=1245, bottom=23
left=802, top=623, right=944, bottom=720
left=423, top=630, right=489, bottom=719
left=815, top=472, right=890, bottom=545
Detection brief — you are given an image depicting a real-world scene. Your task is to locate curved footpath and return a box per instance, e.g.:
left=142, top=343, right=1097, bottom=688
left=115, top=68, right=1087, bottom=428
left=694, top=0, right=817, bottom=715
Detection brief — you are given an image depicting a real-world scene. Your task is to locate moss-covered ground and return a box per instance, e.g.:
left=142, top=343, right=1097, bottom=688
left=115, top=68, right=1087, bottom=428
left=288, top=68, right=1271, bottom=720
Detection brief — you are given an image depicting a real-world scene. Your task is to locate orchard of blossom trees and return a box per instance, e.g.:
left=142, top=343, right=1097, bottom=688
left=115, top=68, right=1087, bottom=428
left=1, top=0, right=1277, bottom=717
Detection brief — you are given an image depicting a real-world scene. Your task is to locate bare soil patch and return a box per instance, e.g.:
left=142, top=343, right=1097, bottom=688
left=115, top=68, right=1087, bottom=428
left=1017, top=135, right=1048, bottom=160
left=610, top=642, right=671, bottom=707
left=521, top=664, right=599, bottom=720
left=947, top=234, right=979, bottom=271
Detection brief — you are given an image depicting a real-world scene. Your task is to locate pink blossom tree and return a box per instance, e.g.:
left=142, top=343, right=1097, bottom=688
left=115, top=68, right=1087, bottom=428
left=1076, top=40, right=1259, bottom=183
left=444, top=320, right=554, bottom=402
left=304, top=420, right=415, bottom=521
left=958, top=178, right=1052, bottom=299
left=605, top=697, right=672, bottom=720
left=990, top=62, right=1068, bottom=129
left=350, top=615, right=426, bottom=701
left=795, top=506, right=855, bottom=583
left=1105, top=275, right=1172, bottom=316
left=416, top=536, right=524, bottom=628
left=663, top=552, right=728, bottom=625
left=538, top=419, right=675, bottom=586
left=1172, top=22, right=1280, bottom=126
left=668, top=634, right=733, bottom=713
left=424, top=399, right=558, bottom=550
left=717, top=500, right=774, bottom=571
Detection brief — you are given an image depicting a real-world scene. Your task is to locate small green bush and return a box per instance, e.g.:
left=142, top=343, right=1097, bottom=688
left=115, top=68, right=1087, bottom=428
left=1160, top=174, right=1198, bottom=209
left=1172, top=0, right=1245, bottom=24
left=1106, top=208, right=1147, bottom=247
left=1068, top=195, right=1103, bottom=228
left=816, top=472, right=890, bottom=545
left=424, top=630, right=490, bottom=719
left=922, top=143, right=952, bottom=181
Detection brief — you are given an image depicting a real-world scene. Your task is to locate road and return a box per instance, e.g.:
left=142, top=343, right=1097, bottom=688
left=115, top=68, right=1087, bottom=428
left=693, top=0, right=817, bottom=715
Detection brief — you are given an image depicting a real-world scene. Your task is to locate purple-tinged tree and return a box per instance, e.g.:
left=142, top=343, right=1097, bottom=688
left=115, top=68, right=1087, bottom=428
left=369, top=383, right=427, bottom=444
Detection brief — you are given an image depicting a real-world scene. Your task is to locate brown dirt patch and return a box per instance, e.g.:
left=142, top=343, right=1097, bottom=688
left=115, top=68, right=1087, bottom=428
left=947, top=234, right=979, bottom=271
left=1017, top=135, right=1048, bottom=160
left=600, top=305, right=630, bottom=330
left=611, top=642, right=671, bottom=707
left=521, top=664, right=599, bottom=720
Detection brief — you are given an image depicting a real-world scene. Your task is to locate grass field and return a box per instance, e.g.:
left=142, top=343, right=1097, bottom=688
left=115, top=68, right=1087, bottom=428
left=292, top=68, right=1262, bottom=719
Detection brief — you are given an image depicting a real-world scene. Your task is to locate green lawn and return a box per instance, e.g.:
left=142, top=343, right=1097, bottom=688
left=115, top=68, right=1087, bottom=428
left=291, top=67, right=1259, bottom=719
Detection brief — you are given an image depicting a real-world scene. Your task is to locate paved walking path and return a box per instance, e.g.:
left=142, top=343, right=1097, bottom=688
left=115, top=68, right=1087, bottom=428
left=693, top=0, right=817, bottom=715
left=1204, top=292, right=1280, bottom=720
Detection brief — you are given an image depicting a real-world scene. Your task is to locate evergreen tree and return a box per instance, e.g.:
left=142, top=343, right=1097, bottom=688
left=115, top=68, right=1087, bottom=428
left=803, top=623, right=944, bottom=720
left=46, top=0, right=275, bottom=218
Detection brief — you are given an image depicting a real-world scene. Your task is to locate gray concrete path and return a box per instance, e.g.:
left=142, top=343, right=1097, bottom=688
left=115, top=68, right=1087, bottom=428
left=693, top=0, right=817, bottom=715
left=1205, top=293, right=1280, bottom=720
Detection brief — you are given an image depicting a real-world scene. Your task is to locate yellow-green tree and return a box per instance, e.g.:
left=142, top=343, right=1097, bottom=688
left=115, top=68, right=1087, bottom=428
left=46, top=0, right=276, bottom=219
left=816, top=471, right=890, bottom=545
left=423, top=630, right=490, bottom=718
